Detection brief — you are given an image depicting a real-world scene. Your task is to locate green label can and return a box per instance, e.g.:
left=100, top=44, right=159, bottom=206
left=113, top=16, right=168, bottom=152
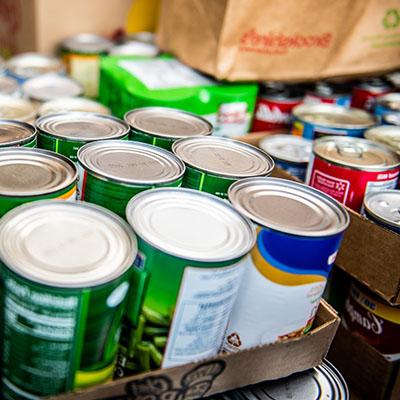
left=36, top=111, right=130, bottom=162
left=172, top=136, right=275, bottom=199
left=77, top=140, right=185, bottom=217
left=124, top=107, right=213, bottom=150
left=0, top=201, right=137, bottom=399
left=0, top=147, right=77, bottom=217
left=119, top=188, right=255, bottom=375
left=0, top=119, right=37, bottom=148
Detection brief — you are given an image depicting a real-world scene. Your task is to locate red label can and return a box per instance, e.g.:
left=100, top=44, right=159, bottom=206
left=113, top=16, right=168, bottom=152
left=303, top=81, right=352, bottom=108
left=306, top=136, right=400, bottom=212
left=344, top=283, right=400, bottom=361
left=251, top=84, right=304, bottom=132
left=351, top=78, right=393, bottom=111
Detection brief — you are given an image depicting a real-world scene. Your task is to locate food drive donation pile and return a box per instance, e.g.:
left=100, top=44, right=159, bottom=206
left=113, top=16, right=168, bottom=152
left=0, top=31, right=399, bottom=400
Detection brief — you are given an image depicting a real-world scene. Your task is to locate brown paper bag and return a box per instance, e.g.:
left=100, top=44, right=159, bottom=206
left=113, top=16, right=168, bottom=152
left=157, top=0, right=400, bottom=81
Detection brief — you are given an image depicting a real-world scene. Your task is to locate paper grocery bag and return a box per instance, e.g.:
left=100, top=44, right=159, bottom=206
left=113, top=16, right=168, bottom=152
left=157, top=0, right=400, bottom=81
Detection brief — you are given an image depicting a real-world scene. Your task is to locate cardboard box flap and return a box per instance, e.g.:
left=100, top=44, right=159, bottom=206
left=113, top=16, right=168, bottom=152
left=48, top=301, right=338, bottom=399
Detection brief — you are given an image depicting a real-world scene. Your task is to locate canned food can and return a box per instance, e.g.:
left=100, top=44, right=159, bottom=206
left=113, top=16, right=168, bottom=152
left=375, top=93, right=400, bottom=122
left=6, top=52, right=65, bottom=82
left=304, top=81, right=352, bottom=108
left=382, top=112, right=400, bottom=126
left=109, top=41, right=159, bottom=57
left=38, top=96, right=111, bottom=117
left=0, top=200, right=137, bottom=398
left=364, top=125, right=400, bottom=155
left=0, top=94, right=36, bottom=123
left=387, top=71, right=400, bottom=88
left=223, top=178, right=349, bottom=352
left=220, top=360, right=348, bottom=400
left=364, top=190, right=400, bottom=233
left=291, top=103, right=375, bottom=139
left=61, top=33, right=113, bottom=97
left=0, top=119, right=37, bottom=148
left=121, top=188, right=255, bottom=374
left=251, top=83, right=304, bottom=132
left=0, top=75, right=20, bottom=96
left=306, top=136, right=400, bottom=212
left=125, top=107, right=213, bottom=150
left=22, top=73, right=83, bottom=104
left=351, top=78, right=394, bottom=111
left=172, top=136, right=274, bottom=198
left=0, top=148, right=77, bottom=216
left=78, top=140, right=185, bottom=216
left=259, top=134, right=312, bottom=181
left=344, top=283, right=400, bottom=361
left=36, top=111, right=130, bottom=162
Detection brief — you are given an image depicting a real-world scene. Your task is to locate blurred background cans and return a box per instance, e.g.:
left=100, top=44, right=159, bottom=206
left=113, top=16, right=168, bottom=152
left=304, top=80, right=352, bottom=108
left=291, top=103, right=375, bottom=140
left=0, top=75, right=20, bottom=97
left=173, top=136, right=274, bottom=198
left=223, top=178, right=349, bottom=352
left=259, top=134, right=312, bottom=181
left=78, top=140, right=185, bottom=217
left=374, top=93, right=400, bottom=122
left=382, top=112, right=400, bottom=126
left=0, top=95, right=37, bottom=123
left=364, top=125, right=400, bottom=156
left=364, top=190, right=400, bottom=233
left=121, top=188, right=255, bottom=374
left=351, top=77, right=394, bottom=111
left=0, top=119, right=37, bottom=148
left=38, top=97, right=111, bottom=117
left=0, top=148, right=77, bottom=216
left=125, top=107, right=213, bottom=150
left=60, top=33, right=113, bottom=98
left=36, top=111, right=130, bottom=162
left=0, top=201, right=137, bottom=398
left=306, top=136, right=400, bottom=212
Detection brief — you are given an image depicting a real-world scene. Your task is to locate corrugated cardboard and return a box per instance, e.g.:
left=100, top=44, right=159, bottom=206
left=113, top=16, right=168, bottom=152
left=48, top=301, right=339, bottom=399
left=236, top=132, right=400, bottom=306
left=0, top=0, right=132, bottom=56
left=328, top=323, right=400, bottom=400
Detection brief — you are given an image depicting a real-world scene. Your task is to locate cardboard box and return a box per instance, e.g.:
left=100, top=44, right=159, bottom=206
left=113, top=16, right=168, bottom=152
left=48, top=301, right=339, bottom=399
left=0, top=0, right=132, bottom=57
left=328, top=323, right=400, bottom=400
left=236, top=132, right=400, bottom=306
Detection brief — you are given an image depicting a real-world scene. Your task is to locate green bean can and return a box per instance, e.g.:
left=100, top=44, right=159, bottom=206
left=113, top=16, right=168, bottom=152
left=78, top=140, right=185, bottom=218
left=0, top=201, right=137, bottom=399
left=0, top=147, right=77, bottom=216
left=36, top=111, right=130, bottom=162
left=119, top=188, right=255, bottom=375
left=124, top=107, right=213, bottom=150
left=0, top=119, right=37, bottom=148
left=172, top=136, right=275, bottom=199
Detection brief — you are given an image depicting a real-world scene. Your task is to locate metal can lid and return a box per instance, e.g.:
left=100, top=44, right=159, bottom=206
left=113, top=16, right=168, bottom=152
left=126, top=188, right=255, bottom=262
left=228, top=177, right=349, bottom=237
left=383, top=112, right=400, bottom=126
left=387, top=71, right=400, bottom=88
left=293, top=103, right=375, bottom=129
left=365, top=125, right=400, bottom=154
left=259, top=134, right=312, bottom=163
left=0, top=148, right=76, bottom=196
left=376, top=93, right=400, bottom=112
left=22, top=73, right=83, bottom=102
left=0, top=94, right=36, bottom=123
left=244, top=360, right=348, bottom=400
left=36, top=111, right=130, bottom=141
left=62, top=33, right=113, bottom=53
left=172, top=136, right=274, bottom=178
left=109, top=41, right=159, bottom=57
left=0, top=119, right=36, bottom=146
left=0, top=201, right=136, bottom=287
left=364, top=190, right=400, bottom=229
left=0, top=75, right=19, bottom=95
left=38, top=97, right=111, bottom=117
left=78, top=140, right=185, bottom=185
left=7, top=52, right=64, bottom=80
left=124, top=107, right=213, bottom=139
left=313, top=136, right=400, bottom=171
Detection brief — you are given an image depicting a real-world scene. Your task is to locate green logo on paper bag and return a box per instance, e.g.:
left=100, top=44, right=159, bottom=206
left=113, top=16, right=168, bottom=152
left=383, top=9, right=400, bottom=29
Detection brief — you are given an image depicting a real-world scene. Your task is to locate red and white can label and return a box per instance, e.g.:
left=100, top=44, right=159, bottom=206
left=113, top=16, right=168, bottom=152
left=252, top=97, right=301, bottom=132
left=351, top=87, right=393, bottom=111
left=307, top=156, right=399, bottom=212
